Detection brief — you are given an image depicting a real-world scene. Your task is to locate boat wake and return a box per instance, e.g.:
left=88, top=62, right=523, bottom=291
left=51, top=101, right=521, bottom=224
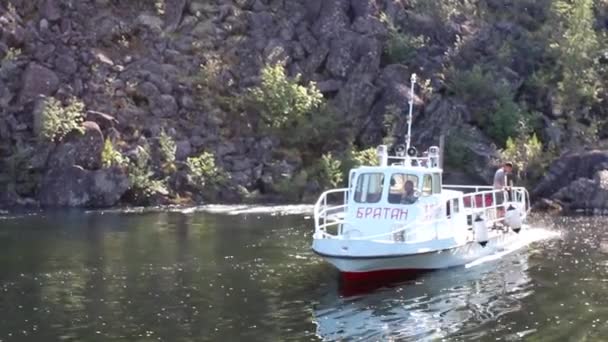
left=83, top=204, right=314, bottom=216
left=465, top=227, right=561, bottom=269
left=197, top=204, right=314, bottom=216
left=313, top=227, right=561, bottom=341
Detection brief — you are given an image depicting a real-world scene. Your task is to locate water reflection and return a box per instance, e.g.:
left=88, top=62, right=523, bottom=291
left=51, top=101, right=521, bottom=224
left=314, top=255, right=532, bottom=341
left=1, top=210, right=607, bottom=341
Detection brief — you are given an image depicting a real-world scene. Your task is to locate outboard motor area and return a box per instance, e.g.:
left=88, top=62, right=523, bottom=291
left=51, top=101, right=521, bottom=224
left=505, top=204, right=523, bottom=233
left=473, top=215, right=488, bottom=247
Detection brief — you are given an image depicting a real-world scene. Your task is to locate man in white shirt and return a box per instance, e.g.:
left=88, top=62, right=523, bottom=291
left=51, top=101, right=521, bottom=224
left=493, top=162, right=513, bottom=218
left=493, top=162, right=513, bottom=190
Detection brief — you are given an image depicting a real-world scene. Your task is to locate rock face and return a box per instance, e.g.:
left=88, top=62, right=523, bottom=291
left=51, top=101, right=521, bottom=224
left=47, top=121, right=104, bottom=170
left=533, top=150, right=608, bottom=212
left=0, top=0, right=576, bottom=208
left=19, top=63, right=60, bottom=104
left=39, top=166, right=129, bottom=207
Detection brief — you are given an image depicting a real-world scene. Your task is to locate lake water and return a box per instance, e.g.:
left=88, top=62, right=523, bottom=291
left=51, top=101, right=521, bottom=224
left=0, top=208, right=606, bottom=341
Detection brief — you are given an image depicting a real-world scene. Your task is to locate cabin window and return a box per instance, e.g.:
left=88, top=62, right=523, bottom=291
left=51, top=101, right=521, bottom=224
left=388, top=173, right=419, bottom=204
left=453, top=198, right=460, bottom=214
left=446, top=200, right=451, bottom=218
left=432, top=173, right=441, bottom=194
left=422, top=174, right=433, bottom=196
left=354, top=173, right=385, bottom=203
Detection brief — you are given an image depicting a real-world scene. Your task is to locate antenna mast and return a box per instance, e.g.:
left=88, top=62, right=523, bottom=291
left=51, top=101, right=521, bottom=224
left=405, top=73, right=417, bottom=151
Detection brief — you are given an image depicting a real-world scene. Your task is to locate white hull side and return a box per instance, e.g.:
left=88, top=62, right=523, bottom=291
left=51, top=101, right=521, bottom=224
left=313, top=231, right=520, bottom=273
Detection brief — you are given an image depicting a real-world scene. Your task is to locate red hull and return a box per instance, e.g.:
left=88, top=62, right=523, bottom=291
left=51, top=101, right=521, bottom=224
left=339, top=269, right=434, bottom=296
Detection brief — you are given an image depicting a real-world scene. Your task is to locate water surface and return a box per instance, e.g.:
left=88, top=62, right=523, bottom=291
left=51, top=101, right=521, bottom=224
left=0, top=209, right=605, bottom=341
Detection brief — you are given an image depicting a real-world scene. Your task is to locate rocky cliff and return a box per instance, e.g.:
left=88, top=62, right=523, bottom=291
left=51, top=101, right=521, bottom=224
left=1, top=0, right=608, bottom=209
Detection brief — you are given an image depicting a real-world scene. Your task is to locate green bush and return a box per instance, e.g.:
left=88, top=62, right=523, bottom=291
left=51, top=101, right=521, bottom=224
left=249, top=63, right=323, bottom=129
left=501, top=132, right=548, bottom=186
left=448, top=66, right=530, bottom=146
left=486, top=95, right=532, bottom=146
left=350, top=148, right=379, bottom=168
left=158, top=130, right=176, bottom=173
left=40, top=97, right=85, bottom=142
left=128, top=145, right=168, bottom=199
left=186, top=152, right=226, bottom=189
left=444, top=132, right=472, bottom=169
left=380, top=12, right=426, bottom=64
left=448, top=65, right=498, bottom=105
left=101, top=139, right=126, bottom=168
left=318, top=153, right=343, bottom=189
left=551, top=0, right=602, bottom=111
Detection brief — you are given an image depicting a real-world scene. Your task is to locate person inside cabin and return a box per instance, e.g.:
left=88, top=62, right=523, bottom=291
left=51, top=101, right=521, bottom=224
left=493, top=162, right=513, bottom=216
left=401, top=180, right=418, bottom=204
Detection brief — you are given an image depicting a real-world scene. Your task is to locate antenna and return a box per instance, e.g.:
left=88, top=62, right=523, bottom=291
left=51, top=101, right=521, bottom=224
left=405, top=73, right=417, bottom=151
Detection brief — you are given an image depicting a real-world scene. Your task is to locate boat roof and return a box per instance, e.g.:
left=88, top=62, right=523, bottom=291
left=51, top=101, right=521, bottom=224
left=354, top=164, right=443, bottom=174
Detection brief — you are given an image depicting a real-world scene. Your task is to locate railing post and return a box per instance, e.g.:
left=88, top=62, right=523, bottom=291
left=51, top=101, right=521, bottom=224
left=323, top=194, right=327, bottom=230
left=492, top=190, right=496, bottom=222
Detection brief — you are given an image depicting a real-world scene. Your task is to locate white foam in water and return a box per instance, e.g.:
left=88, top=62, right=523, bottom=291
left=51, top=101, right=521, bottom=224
left=198, top=204, right=314, bottom=216
left=465, top=227, right=561, bottom=269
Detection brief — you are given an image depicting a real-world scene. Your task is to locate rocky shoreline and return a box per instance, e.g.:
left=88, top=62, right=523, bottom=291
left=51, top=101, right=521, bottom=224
left=2, top=1, right=608, bottom=212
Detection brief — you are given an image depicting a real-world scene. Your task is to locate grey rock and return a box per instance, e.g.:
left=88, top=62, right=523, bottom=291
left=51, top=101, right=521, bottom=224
left=351, top=16, right=387, bottom=36
left=175, top=140, right=192, bottom=161
left=152, top=94, right=178, bottom=117
left=136, top=14, right=164, bottom=34
left=533, top=150, right=608, bottom=200
left=19, top=63, right=59, bottom=104
left=263, top=39, right=290, bottom=65
left=552, top=170, right=608, bottom=213
left=313, top=0, right=350, bottom=39
left=29, top=143, right=54, bottom=170
left=48, top=121, right=105, bottom=171
left=164, top=0, right=187, bottom=32
left=34, top=44, right=56, bottom=63
left=148, top=74, right=172, bottom=94
left=54, top=54, right=77, bottom=75
left=248, top=11, right=274, bottom=31
left=227, top=156, right=255, bottom=172
left=40, top=19, right=49, bottom=31
left=216, top=142, right=237, bottom=157
left=192, top=19, right=216, bottom=38
left=39, top=166, right=129, bottom=207
left=135, top=81, right=161, bottom=104
left=86, top=110, right=119, bottom=130
left=316, top=79, right=343, bottom=93
left=41, top=0, right=62, bottom=21
left=179, top=95, right=195, bottom=110
left=0, top=82, right=13, bottom=107
left=326, top=32, right=380, bottom=78
left=350, top=0, right=378, bottom=18
left=304, top=41, right=329, bottom=74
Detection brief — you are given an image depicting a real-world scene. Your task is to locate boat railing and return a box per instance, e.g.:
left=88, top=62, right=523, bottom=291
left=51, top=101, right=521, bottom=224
left=314, top=188, right=349, bottom=235
left=314, top=186, right=529, bottom=242
left=444, top=185, right=530, bottom=214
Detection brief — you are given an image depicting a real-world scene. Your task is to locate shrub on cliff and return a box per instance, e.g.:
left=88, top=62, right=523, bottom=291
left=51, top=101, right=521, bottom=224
left=501, top=132, right=549, bottom=187
left=158, top=130, right=176, bottom=173
left=448, top=66, right=529, bottom=146
left=380, top=13, right=427, bottom=64
left=127, top=145, right=168, bottom=201
left=101, top=139, right=126, bottom=168
left=186, top=152, right=226, bottom=190
left=550, top=0, right=602, bottom=113
left=39, top=97, right=85, bottom=142
left=249, top=63, right=324, bottom=129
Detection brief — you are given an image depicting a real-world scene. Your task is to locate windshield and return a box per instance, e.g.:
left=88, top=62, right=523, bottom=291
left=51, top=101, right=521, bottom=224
left=354, top=173, right=385, bottom=203
left=388, top=173, right=419, bottom=204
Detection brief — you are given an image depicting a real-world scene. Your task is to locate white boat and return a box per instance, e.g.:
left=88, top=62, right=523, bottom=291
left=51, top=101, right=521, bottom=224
left=311, top=74, right=531, bottom=282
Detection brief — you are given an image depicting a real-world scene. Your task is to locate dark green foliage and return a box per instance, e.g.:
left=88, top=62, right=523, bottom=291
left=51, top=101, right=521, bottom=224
left=444, top=133, right=472, bottom=170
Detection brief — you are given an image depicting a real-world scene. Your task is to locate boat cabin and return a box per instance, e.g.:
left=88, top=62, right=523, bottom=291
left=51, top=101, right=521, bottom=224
left=339, top=146, right=469, bottom=241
